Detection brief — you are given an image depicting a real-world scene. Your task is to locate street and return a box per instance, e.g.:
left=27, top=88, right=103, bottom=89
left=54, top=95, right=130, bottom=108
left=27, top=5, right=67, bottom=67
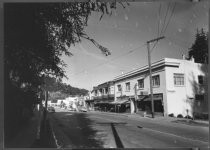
left=48, top=107, right=209, bottom=149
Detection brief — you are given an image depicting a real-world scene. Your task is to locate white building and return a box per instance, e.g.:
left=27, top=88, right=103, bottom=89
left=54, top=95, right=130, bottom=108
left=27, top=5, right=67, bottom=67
left=113, top=57, right=208, bottom=117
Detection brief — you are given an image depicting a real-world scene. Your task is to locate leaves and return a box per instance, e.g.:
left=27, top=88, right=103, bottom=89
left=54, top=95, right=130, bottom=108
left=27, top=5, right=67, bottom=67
left=4, top=1, right=126, bottom=103
left=188, top=28, right=208, bottom=64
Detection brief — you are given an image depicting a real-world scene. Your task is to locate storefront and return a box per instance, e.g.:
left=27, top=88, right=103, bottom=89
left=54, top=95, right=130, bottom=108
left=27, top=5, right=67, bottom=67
left=85, top=99, right=94, bottom=111
left=110, top=96, right=131, bottom=113
left=137, top=93, right=164, bottom=114
left=94, top=99, right=114, bottom=111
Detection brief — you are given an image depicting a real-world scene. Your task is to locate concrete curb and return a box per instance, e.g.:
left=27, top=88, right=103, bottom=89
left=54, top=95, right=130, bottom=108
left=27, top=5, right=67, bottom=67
left=48, top=117, right=61, bottom=148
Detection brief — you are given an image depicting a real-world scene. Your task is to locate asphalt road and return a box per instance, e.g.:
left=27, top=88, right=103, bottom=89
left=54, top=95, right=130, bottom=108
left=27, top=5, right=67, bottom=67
left=48, top=107, right=209, bottom=149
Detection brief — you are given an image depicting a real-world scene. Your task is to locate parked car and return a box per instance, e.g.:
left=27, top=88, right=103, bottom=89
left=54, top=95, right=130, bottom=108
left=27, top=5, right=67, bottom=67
left=80, top=107, right=87, bottom=112
left=47, top=106, right=55, bottom=113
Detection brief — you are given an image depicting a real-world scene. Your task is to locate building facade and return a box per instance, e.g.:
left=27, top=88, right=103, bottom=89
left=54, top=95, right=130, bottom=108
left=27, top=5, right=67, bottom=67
left=113, top=58, right=208, bottom=117
left=89, top=81, right=115, bottom=111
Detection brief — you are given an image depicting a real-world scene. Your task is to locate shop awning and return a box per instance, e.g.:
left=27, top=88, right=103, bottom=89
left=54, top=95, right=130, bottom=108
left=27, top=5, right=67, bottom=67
left=110, top=99, right=129, bottom=105
left=143, top=97, right=162, bottom=101
left=85, top=99, right=94, bottom=102
left=95, top=101, right=112, bottom=104
left=136, top=95, right=147, bottom=101
left=94, top=99, right=114, bottom=104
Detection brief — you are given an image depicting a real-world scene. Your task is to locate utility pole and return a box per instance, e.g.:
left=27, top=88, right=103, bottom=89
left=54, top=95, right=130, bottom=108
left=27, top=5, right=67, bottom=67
left=147, top=36, right=165, bottom=118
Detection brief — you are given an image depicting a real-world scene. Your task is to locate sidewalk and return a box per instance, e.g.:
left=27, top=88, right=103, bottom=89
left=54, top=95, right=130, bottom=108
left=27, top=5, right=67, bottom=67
left=90, top=111, right=209, bottom=127
left=5, top=109, right=57, bottom=148
left=6, top=110, right=40, bottom=148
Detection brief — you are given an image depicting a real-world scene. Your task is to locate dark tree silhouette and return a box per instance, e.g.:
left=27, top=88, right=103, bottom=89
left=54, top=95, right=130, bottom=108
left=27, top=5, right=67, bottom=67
left=4, top=2, right=128, bottom=142
left=188, top=28, right=208, bottom=64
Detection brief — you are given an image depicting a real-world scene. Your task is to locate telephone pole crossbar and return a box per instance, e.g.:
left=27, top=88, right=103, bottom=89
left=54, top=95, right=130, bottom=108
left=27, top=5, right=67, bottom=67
left=146, top=36, right=165, bottom=118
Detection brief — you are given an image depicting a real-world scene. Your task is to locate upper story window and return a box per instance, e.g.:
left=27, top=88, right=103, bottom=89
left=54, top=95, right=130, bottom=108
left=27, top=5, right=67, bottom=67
left=138, top=79, right=144, bottom=89
left=198, top=75, right=204, bottom=85
left=105, top=88, right=108, bottom=94
left=117, top=84, right=122, bottom=92
left=125, top=82, right=130, bottom=91
left=152, top=75, right=160, bottom=87
left=174, top=73, right=184, bottom=86
left=94, top=90, right=97, bottom=96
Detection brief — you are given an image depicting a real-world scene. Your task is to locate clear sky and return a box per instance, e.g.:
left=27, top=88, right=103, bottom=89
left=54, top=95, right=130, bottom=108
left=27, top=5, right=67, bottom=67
left=61, top=1, right=209, bottom=91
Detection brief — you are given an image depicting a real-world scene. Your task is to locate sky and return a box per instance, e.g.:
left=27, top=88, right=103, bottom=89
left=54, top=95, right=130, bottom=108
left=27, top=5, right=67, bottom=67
left=61, top=1, right=209, bottom=91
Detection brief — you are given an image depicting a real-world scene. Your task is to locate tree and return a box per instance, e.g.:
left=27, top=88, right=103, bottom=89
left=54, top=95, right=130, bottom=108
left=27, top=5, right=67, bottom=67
left=4, top=2, right=128, bottom=141
left=188, top=28, right=208, bottom=64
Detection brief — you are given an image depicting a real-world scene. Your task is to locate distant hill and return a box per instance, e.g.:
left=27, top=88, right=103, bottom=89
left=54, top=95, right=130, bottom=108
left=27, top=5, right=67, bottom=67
left=43, top=76, right=88, bottom=100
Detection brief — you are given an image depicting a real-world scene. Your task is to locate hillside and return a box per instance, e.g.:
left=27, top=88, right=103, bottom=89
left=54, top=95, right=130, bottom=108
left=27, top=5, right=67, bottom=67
left=43, top=76, right=88, bottom=100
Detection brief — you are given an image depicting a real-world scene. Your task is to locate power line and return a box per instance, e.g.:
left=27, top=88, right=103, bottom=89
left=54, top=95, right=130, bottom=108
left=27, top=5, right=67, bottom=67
left=157, top=3, right=162, bottom=38
left=70, top=43, right=147, bottom=76
left=150, top=3, right=171, bottom=53
left=162, top=2, right=176, bottom=35
left=151, top=2, right=176, bottom=53
left=160, top=2, right=171, bottom=36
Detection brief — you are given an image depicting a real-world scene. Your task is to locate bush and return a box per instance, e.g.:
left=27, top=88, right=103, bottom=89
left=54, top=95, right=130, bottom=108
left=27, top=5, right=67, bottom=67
left=177, top=114, right=183, bottom=118
left=184, top=115, right=193, bottom=120
left=193, top=112, right=209, bottom=120
left=168, top=113, right=174, bottom=117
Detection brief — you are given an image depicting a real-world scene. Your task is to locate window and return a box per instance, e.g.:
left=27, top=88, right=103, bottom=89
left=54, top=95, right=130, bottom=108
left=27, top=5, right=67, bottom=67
left=138, top=79, right=144, bottom=89
left=105, top=88, right=108, bottom=94
left=174, top=73, right=184, bottom=86
left=117, top=84, right=122, bottom=92
left=198, top=75, right=204, bottom=85
left=152, top=75, right=160, bottom=87
left=195, top=94, right=204, bottom=101
left=125, top=82, right=130, bottom=91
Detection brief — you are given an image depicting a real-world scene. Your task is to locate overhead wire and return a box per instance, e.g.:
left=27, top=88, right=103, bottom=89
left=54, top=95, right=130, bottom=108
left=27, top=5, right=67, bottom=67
left=71, top=43, right=147, bottom=76
left=70, top=2, right=176, bottom=77
left=150, top=2, right=166, bottom=53
left=160, top=2, right=171, bottom=36
left=157, top=3, right=162, bottom=38
left=151, top=2, right=176, bottom=53
left=162, top=2, right=176, bottom=36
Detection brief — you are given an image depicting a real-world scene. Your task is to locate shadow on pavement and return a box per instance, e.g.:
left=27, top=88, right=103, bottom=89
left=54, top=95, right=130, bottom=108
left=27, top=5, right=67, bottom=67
left=49, top=111, right=106, bottom=148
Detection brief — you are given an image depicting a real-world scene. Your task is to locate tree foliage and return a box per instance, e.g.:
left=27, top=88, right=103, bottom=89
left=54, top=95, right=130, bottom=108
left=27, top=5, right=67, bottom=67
left=188, top=28, right=208, bottom=64
left=4, top=2, right=129, bottom=140
left=43, top=76, right=88, bottom=98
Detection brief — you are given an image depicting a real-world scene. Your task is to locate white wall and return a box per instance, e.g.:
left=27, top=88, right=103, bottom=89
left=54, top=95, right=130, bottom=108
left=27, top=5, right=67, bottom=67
left=165, top=58, right=206, bottom=117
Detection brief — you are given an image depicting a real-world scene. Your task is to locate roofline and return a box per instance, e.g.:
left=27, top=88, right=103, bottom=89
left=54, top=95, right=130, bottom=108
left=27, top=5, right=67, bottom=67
left=113, top=58, right=181, bottom=82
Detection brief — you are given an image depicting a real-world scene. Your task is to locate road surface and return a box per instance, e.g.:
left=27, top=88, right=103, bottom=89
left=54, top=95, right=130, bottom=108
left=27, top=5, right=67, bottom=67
left=48, top=107, right=209, bottom=149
